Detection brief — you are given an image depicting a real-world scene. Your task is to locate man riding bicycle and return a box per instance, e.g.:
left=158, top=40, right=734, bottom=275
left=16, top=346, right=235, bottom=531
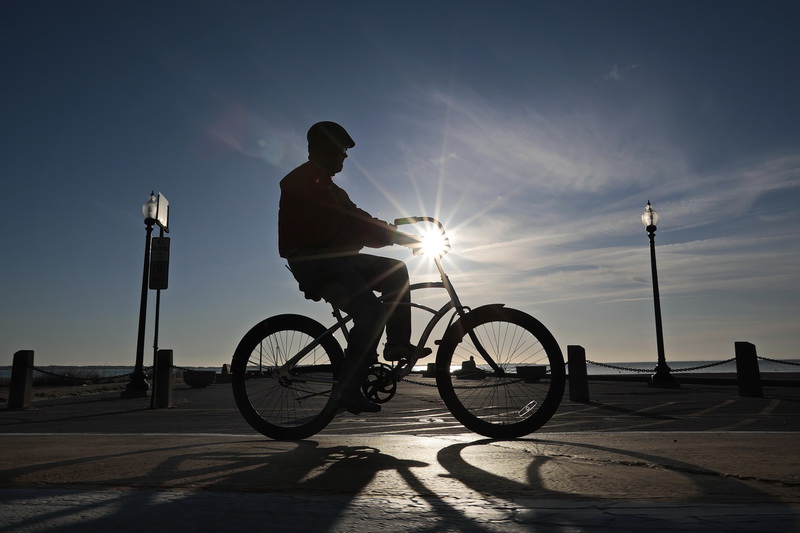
left=278, top=121, right=430, bottom=415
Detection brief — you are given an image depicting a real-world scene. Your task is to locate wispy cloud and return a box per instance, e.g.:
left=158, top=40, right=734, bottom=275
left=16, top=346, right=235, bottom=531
left=603, top=63, right=642, bottom=82
left=382, top=88, right=800, bottom=331
left=395, top=86, right=690, bottom=199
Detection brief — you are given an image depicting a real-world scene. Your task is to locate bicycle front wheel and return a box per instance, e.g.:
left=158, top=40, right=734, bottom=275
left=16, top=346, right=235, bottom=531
left=436, top=306, right=565, bottom=439
left=231, top=314, right=343, bottom=440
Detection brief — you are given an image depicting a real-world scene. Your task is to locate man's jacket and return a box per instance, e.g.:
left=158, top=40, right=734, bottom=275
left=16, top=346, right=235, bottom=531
left=278, top=161, right=395, bottom=259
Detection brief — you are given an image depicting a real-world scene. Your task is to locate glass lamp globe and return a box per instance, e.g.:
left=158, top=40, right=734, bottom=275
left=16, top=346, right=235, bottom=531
left=641, top=201, right=659, bottom=228
left=142, top=191, right=158, bottom=221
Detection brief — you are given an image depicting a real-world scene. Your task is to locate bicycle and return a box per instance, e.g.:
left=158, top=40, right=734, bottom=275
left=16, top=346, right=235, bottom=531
left=231, top=217, right=565, bottom=440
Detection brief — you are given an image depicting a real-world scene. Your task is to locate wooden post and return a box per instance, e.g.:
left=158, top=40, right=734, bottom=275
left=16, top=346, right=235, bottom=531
left=216, top=363, right=232, bottom=384
left=735, top=342, right=763, bottom=398
left=567, top=345, right=590, bottom=402
left=9, top=350, right=34, bottom=410
left=153, top=349, right=174, bottom=408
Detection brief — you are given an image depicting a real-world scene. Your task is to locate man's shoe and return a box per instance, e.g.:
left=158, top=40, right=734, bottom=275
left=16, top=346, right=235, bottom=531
left=340, top=393, right=381, bottom=415
left=383, top=342, right=432, bottom=362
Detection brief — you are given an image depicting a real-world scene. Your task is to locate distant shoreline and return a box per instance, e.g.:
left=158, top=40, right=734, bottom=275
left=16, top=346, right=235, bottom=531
left=1, top=359, right=799, bottom=380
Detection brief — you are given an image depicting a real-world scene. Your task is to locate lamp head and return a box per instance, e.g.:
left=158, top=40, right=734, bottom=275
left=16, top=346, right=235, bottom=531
left=641, top=200, right=659, bottom=230
left=142, top=191, right=158, bottom=223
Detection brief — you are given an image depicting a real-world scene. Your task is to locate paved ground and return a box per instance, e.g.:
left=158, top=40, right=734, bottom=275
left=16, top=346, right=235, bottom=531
left=1, top=376, right=799, bottom=532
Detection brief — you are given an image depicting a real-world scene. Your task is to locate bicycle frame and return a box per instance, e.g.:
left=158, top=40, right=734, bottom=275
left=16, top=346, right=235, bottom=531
left=278, top=281, right=456, bottom=383
left=278, top=216, right=504, bottom=383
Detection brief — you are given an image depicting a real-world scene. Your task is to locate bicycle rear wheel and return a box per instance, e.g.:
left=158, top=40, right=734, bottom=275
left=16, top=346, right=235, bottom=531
left=231, top=314, right=343, bottom=440
left=436, top=306, right=565, bottom=439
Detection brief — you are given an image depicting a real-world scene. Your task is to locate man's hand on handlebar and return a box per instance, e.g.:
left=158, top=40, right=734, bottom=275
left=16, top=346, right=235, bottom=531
left=391, top=218, right=451, bottom=257
left=390, top=229, right=424, bottom=250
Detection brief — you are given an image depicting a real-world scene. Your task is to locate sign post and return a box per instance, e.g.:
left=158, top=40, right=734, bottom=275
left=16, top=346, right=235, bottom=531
left=150, top=195, right=169, bottom=407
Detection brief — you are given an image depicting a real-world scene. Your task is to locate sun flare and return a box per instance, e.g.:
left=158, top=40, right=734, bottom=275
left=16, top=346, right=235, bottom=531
left=418, top=228, right=451, bottom=257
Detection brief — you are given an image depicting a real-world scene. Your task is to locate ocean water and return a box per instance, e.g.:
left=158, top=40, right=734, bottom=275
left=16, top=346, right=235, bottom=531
left=2, top=359, right=797, bottom=380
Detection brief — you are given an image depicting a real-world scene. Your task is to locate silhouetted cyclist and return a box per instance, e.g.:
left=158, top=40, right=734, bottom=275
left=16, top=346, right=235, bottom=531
left=278, top=121, right=430, bottom=414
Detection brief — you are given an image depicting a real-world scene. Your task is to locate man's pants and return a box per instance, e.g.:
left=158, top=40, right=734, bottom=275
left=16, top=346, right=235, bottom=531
left=289, top=253, right=411, bottom=396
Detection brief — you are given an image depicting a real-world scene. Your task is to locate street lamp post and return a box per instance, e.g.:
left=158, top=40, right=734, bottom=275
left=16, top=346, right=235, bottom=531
left=123, top=192, right=158, bottom=397
left=641, top=201, right=678, bottom=388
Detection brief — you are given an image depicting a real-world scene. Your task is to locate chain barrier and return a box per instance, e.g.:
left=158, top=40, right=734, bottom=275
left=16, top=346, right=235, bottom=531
left=25, top=356, right=796, bottom=384
left=758, top=356, right=800, bottom=367
left=671, top=358, right=736, bottom=372
left=30, top=366, right=88, bottom=382
left=585, top=360, right=650, bottom=373
left=586, top=358, right=737, bottom=373
left=26, top=356, right=793, bottom=388
left=30, top=365, right=152, bottom=384
left=587, top=356, right=800, bottom=373
left=24, top=364, right=213, bottom=385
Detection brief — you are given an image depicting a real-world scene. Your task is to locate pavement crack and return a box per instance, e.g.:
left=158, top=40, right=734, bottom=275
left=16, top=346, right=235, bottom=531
left=559, top=452, right=800, bottom=489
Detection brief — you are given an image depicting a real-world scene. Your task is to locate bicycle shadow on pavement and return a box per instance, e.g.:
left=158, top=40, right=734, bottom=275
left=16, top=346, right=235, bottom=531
left=1, top=439, right=468, bottom=532
left=1, top=435, right=562, bottom=533
left=137, top=439, right=495, bottom=531
left=435, top=437, right=799, bottom=529
left=4, top=435, right=798, bottom=532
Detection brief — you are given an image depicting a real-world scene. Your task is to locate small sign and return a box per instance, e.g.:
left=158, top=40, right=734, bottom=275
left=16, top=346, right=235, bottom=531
left=155, top=193, right=169, bottom=233
left=149, top=237, right=170, bottom=290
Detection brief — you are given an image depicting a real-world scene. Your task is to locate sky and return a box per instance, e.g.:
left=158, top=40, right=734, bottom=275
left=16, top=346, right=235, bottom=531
left=2, top=1, right=799, bottom=370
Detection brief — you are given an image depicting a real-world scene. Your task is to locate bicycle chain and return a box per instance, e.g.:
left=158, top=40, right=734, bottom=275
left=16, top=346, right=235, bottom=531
left=400, top=377, right=438, bottom=387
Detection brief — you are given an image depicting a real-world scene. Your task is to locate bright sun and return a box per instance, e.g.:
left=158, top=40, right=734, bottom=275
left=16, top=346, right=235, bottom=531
left=418, top=228, right=450, bottom=257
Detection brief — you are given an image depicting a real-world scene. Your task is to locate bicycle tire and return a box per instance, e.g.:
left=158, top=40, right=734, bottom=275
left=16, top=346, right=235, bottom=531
left=435, top=305, right=565, bottom=439
left=231, top=314, right=344, bottom=440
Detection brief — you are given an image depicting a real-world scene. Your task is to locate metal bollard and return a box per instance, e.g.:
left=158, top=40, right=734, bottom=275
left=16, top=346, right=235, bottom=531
left=567, top=345, right=590, bottom=402
left=9, top=350, right=34, bottom=410
left=735, top=342, right=763, bottom=398
left=153, top=349, right=174, bottom=408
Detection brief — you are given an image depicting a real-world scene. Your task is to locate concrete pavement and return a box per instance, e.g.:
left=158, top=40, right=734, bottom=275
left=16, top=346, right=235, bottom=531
left=1, top=377, right=799, bottom=532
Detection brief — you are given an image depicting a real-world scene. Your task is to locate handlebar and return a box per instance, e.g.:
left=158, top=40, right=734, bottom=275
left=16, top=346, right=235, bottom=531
left=393, top=216, right=451, bottom=257
left=393, top=216, right=446, bottom=233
